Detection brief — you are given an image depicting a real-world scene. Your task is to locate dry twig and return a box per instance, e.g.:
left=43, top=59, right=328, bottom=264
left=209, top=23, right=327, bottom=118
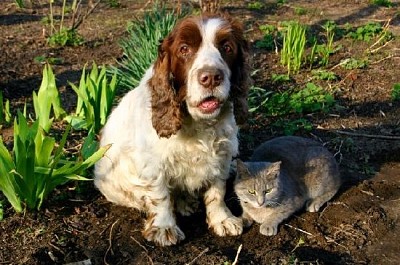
left=185, top=247, right=209, bottom=265
left=130, top=236, right=154, bottom=265
left=104, top=219, right=119, bottom=265
left=232, top=244, right=243, bottom=265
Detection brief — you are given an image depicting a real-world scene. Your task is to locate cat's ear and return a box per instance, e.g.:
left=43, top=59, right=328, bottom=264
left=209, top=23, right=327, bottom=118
left=236, top=159, right=252, bottom=180
left=267, top=161, right=281, bottom=178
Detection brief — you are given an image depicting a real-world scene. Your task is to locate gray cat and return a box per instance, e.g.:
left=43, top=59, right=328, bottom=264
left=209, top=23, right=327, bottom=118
left=234, top=136, right=341, bottom=236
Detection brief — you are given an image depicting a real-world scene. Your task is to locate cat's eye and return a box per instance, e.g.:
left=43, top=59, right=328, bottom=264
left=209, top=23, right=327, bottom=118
left=264, top=189, right=272, bottom=194
left=248, top=189, right=256, bottom=195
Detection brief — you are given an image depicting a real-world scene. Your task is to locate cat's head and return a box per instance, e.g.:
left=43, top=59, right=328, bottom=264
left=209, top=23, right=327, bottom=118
left=234, top=159, right=282, bottom=208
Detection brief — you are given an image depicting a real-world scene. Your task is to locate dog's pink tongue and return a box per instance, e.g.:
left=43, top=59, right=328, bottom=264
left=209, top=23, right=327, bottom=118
left=199, top=99, right=219, bottom=113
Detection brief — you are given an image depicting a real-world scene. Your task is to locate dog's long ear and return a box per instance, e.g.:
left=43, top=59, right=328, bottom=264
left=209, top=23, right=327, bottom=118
left=148, top=39, right=183, bottom=138
left=227, top=16, right=251, bottom=126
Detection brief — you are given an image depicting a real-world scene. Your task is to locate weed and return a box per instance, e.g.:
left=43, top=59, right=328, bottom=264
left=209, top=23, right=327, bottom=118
left=370, top=0, right=393, bottom=7
left=256, top=24, right=281, bottom=50
left=271, top=74, right=291, bottom=83
left=107, top=0, right=121, bottom=8
left=289, top=83, right=335, bottom=113
left=340, top=58, right=369, bottom=70
left=294, top=6, right=307, bottom=15
left=311, top=69, right=338, bottom=81
left=14, top=0, right=25, bottom=8
left=112, top=6, right=183, bottom=90
left=391, top=83, right=400, bottom=101
left=273, top=118, right=313, bottom=135
left=65, top=62, right=118, bottom=134
left=280, top=21, right=307, bottom=75
left=33, top=64, right=66, bottom=132
left=48, top=28, right=84, bottom=47
left=347, top=22, right=384, bottom=42
left=248, top=86, right=273, bottom=113
left=34, top=55, right=64, bottom=65
left=248, top=1, right=264, bottom=10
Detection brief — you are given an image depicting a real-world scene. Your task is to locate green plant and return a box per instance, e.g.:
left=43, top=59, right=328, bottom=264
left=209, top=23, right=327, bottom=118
left=107, top=0, right=121, bottom=8
left=248, top=1, right=264, bottom=9
left=256, top=24, right=281, bottom=50
left=311, top=70, right=338, bottom=81
left=0, top=91, right=12, bottom=125
left=294, top=6, right=307, bottom=15
left=259, top=83, right=335, bottom=117
left=0, top=111, right=110, bottom=212
left=112, top=6, right=183, bottom=90
left=391, top=83, right=400, bottom=101
left=48, top=28, right=84, bottom=47
left=280, top=21, right=307, bottom=75
left=370, top=0, right=393, bottom=7
left=340, top=58, right=369, bottom=69
left=33, top=64, right=66, bottom=132
left=289, top=83, right=335, bottom=113
left=248, top=86, right=273, bottom=113
left=34, top=55, right=64, bottom=65
left=271, top=74, right=291, bottom=83
left=47, top=0, right=99, bottom=47
left=273, top=118, right=313, bottom=135
left=347, top=22, right=384, bottom=42
left=65, top=62, right=118, bottom=133
left=14, top=0, right=25, bottom=8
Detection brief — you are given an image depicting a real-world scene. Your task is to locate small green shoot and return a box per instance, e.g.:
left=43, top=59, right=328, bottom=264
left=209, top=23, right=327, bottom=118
left=14, top=0, right=25, bottom=8
left=248, top=1, right=264, bottom=10
left=248, top=86, right=273, bottom=113
left=33, top=64, right=66, bottom=132
left=294, top=7, right=307, bottom=16
left=280, top=21, right=307, bottom=75
left=48, top=28, right=84, bottom=47
left=370, top=0, right=393, bottom=7
left=34, top=55, right=64, bottom=65
left=311, top=70, right=338, bottom=81
left=340, top=58, right=369, bottom=70
left=0, top=91, right=12, bottom=125
left=65, top=62, right=118, bottom=134
left=271, top=74, right=291, bottom=83
left=391, top=83, right=400, bottom=101
left=256, top=24, right=281, bottom=50
left=273, top=118, right=313, bottom=135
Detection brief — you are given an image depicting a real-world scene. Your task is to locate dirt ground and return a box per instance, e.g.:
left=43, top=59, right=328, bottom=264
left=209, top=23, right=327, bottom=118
left=1, top=0, right=400, bottom=264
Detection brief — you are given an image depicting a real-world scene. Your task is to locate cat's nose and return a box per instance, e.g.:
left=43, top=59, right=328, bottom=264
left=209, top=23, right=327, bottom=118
left=257, top=197, right=265, bottom=206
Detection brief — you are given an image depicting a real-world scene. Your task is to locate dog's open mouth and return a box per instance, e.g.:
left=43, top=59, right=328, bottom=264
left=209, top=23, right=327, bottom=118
left=198, top=96, right=221, bottom=114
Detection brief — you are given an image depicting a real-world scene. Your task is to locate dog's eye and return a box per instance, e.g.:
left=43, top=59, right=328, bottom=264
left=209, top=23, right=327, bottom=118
left=179, top=44, right=190, bottom=56
left=222, top=43, right=233, bottom=54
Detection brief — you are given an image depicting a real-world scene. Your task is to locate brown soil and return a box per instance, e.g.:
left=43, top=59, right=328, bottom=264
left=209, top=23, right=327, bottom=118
left=1, top=1, right=400, bottom=264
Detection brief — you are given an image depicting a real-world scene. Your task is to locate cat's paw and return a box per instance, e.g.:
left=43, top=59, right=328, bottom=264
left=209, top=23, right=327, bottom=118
left=211, top=216, right=243, bottom=236
left=175, top=195, right=199, bottom=216
left=259, top=223, right=278, bottom=236
left=142, top=224, right=185, bottom=246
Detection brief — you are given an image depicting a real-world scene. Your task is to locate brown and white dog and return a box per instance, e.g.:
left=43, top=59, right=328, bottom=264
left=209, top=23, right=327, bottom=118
left=94, top=14, right=250, bottom=246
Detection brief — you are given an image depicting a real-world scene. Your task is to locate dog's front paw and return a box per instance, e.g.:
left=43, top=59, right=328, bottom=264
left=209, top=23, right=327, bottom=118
left=210, top=216, right=243, bottom=236
left=259, top=222, right=278, bottom=236
left=142, top=224, right=185, bottom=246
